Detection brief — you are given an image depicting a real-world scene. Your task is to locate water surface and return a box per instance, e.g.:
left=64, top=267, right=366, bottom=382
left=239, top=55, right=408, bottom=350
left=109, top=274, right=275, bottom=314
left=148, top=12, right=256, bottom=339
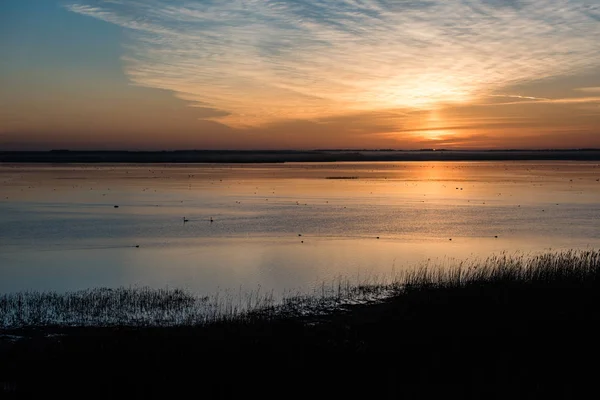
left=1, top=162, right=599, bottom=295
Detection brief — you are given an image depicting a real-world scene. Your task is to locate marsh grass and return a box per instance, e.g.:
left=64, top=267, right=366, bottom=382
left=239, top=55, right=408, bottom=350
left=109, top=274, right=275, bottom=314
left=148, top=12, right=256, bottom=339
left=2, top=250, right=600, bottom=398
left=2, top=249, right=598, bottom=330
left=0, top=279, right=399, bottom=329
left=402, top=250, right=600, bottom=289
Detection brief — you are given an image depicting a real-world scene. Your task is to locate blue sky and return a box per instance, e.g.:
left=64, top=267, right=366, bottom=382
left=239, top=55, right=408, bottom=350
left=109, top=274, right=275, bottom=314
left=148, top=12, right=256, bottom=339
left=1, top=0, right=600, bottom=149
left=2, top=1, right=122, bottom=82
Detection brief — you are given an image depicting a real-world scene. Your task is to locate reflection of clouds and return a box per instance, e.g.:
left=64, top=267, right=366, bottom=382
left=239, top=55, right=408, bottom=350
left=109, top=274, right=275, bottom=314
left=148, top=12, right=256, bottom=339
left=67, top=1, right=600, bottom=127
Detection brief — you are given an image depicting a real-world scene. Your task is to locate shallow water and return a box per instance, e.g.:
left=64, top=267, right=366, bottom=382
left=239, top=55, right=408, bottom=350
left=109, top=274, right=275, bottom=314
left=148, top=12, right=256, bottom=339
left=1, top=162, right=599, bottom=296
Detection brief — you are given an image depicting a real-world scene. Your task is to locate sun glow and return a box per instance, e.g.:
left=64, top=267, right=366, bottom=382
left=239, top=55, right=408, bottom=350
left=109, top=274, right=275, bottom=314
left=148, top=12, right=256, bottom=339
left=364, top=79, right=473, bottom=111
left=407, top=110, right=457, bottom=142
left=419, top=130, right=448, bottom=141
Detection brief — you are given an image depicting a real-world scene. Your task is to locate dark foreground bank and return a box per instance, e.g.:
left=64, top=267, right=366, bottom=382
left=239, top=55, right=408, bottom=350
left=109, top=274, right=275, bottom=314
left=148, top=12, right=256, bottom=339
left=1, top=250, right=599, bottom=399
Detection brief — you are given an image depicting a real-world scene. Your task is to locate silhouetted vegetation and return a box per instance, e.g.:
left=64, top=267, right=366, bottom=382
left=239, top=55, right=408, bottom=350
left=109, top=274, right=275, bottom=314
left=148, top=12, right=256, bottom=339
left=1, top=250, right=599, bottom=398
left=0, top=282, right=394, bottom=329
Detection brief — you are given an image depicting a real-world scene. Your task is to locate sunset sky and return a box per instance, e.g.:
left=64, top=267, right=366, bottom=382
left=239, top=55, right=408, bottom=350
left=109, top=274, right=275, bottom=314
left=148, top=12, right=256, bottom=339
left=2, top=0, right=600, bottom=150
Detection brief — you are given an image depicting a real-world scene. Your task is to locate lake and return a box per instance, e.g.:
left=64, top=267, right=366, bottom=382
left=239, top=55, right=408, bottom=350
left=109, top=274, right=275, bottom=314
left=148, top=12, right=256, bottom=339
left=1, top=162, right=599, bottom=297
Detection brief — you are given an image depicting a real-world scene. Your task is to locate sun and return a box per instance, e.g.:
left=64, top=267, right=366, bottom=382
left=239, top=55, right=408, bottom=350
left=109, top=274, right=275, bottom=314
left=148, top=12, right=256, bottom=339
left=409, top=110, right=456, bottom=142
left=420, top=130, right=446, bottom=141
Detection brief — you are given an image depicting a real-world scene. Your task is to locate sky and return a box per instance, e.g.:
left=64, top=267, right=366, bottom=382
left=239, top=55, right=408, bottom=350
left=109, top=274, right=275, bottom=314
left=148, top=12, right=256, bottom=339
left=1, top=0, right=600, bottom=150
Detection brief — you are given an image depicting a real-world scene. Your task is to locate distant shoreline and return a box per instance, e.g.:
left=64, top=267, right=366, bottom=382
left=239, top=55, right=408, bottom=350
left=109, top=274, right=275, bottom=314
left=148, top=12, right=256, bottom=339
left=2, top=149, right=600, bottom=163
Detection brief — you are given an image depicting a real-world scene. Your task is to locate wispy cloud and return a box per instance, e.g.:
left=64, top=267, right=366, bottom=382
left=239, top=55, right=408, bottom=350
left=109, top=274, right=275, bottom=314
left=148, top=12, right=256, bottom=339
left=488, top=94, right=550, bottom=101
left=475, top=96, right=600, bottom=106
left=66, top=0, right=600, bottom=127
left=576, top=87, right=600, bottom=93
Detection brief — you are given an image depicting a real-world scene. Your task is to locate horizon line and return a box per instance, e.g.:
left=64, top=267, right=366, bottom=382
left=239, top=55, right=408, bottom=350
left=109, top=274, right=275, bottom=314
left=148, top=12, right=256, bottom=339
left=2, top=148, right=600, bottom=152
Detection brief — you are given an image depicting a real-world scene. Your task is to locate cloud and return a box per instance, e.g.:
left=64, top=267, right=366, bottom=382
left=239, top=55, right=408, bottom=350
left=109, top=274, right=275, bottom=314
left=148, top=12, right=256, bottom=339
left=66, top=0, right=600, bottom=128
left=475, top=96, right=600, bottom=106
left=576, top=87, right=600, bottom=93
left=488, top=94, right=550, bottom=101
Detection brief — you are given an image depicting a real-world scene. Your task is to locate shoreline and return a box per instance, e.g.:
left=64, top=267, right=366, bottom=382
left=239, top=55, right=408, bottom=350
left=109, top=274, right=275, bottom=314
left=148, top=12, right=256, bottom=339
left=2, top=250, right=599, bottom=398
left=3, top=149, right=600, bottom=163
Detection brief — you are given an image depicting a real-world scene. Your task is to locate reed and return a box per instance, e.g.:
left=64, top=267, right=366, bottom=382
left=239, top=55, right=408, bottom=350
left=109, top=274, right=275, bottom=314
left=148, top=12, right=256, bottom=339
left=2, top=249, right=598, bottom=329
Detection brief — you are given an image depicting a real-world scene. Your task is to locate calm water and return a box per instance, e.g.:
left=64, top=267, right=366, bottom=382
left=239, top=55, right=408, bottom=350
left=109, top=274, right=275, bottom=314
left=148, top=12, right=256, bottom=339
left=1, top=162, right=599, bottom=296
